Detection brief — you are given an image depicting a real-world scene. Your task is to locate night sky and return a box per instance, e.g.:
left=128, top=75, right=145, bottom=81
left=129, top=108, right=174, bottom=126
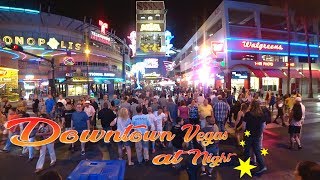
left=0, top=0, right=270, bottom=49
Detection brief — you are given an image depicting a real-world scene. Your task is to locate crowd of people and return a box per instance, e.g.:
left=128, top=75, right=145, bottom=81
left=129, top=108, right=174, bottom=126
left=0, top=86, right=317, bottom=179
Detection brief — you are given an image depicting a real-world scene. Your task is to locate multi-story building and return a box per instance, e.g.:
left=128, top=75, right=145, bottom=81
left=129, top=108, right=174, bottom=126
left=0, top=6, right=130, bottom=99
left=174, top=0, right=320, bottom=95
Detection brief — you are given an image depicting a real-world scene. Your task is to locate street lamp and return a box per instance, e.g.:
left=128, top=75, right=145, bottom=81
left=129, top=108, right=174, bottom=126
left=85, top=48, right=90, bottom=96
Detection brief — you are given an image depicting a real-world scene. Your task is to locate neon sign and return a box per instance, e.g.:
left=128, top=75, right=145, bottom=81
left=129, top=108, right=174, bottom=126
left=242, top=41, right=283, bottom=51
left=254, top=61, right=274, bottom=67
left=63, top=56, right=75, bottom=66
left=90, top=31, right=111, bottom=45
left=88, top=72, right=115, bottom=77
left=211, top=41, right=224, bottom=57
left=143, top=72, right=160, bottom=78
left=128, top=31, right=136, bottom=57
left=99, top=20, right=108, bottom=34
left=2, top=36, right=82, bottom=50
left=144, top=58, right=159, bottom=68
left=285, top=63, right=295, bottom=67
left=164, top=30, right=174, bottom=55
left=140, top=23, right=161, bottom=32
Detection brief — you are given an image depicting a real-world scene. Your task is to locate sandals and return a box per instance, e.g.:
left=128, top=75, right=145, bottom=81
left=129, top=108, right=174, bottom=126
left=128, top=162, right=134, bottom=166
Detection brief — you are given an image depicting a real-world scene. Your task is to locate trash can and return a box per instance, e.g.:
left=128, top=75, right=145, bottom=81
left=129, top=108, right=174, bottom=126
left=67, top=160, right=126, bottom=180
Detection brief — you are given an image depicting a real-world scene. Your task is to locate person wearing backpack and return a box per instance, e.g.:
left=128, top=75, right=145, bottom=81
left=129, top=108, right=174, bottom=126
left=288, top=97, right=305, bottom=150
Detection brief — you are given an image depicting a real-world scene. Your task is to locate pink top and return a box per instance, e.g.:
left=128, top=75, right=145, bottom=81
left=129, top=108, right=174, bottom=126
left=178, top=106, right=189, bottom=120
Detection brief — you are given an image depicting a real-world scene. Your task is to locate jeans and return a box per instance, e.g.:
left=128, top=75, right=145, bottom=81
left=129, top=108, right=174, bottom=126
left=36, top=143, right=56, bottom=170
left=216, top=121, right=225, bottom=132
left=22, top=137, right=35, bottom=159
left=3, top=131, right=18, bottom=151
left=200, top=119, right=206, bottom=129
left=135, top=141, right=149, bottom=163
left=244, top=137, right=265, bottom=169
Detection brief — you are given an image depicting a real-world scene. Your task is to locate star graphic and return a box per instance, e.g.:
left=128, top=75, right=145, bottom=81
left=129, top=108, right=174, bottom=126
left=234, top=158, right=257, bottom=178
left=47, top=38, right=60, bottom=49
left=244, top=130, right=251, bottom=137
left=261, top=148, right=269, bottom=156
left=239, top=140, right=246, bottom=147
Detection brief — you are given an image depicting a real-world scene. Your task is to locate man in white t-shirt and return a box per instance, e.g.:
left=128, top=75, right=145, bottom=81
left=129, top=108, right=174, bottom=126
left=83, top=101, right=96, bottom=129
left=57, top=94, right=67, bottom=107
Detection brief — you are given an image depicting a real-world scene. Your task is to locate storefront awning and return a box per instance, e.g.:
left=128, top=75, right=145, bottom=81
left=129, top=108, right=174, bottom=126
left=283, top=69, right=302, bottom=78
left=302, top=70, right=320, bottom=78
left=264, top=69, right=286, bottom=78
left=251, top=69, right=266, bottom=77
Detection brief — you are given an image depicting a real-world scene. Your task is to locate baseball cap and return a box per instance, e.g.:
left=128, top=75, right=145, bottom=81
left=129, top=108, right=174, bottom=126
left=296, top=97, right=302, bottom=102
left=84, top=100, right=91, bottom=104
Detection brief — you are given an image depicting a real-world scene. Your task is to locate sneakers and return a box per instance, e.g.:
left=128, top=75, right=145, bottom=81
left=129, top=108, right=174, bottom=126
left=207, top=172, right=212, bottom=177
left=200, top=171, right=207, bottom=176
left=81, top=151, right=86, bottom=156
left=50, top=161, right=56, bottom=167
left=298, top=145, right=302, bottom=150
left=255, top=167, right=267, bottom=175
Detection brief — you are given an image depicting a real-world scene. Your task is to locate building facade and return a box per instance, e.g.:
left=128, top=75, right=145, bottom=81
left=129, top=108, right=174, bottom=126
left=174, top=0, right=320, bottom=95
left=0, top=6, right=130, bottom=99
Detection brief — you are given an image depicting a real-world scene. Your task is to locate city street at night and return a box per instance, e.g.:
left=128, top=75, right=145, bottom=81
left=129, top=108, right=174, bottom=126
left=1, top=0, right=320, bottom=179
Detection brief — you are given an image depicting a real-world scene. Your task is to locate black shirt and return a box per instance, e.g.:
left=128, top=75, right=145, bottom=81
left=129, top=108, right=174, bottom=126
left=64, top=109, right=75, bottom=128
left=243, top=112, right=265, bottom=138
left=32, top=99, right=39, bottom=111
left=171, top=125, right=185, bottom=149
left=98, top=108, right=116, bottom=129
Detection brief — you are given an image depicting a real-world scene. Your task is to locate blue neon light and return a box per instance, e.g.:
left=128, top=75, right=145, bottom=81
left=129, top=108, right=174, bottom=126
left=227, top=49, right=318, bottom=58
left=0, top=6, right=40, bottom=14
left=227, top=37, right=318, bottom=48
left=41, top=50, right=53, bottom=56
left=0, top=49, right=20, bottom=60
left=93, top=77, right=123, bottom=81
left=22, top=46, right=45, bottom=50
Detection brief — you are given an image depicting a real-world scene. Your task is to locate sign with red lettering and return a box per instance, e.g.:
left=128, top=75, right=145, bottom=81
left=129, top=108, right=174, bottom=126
left=254, top=61, right=274, bottom=67
left=211, top=41, right=224, bottom=57
left=285, top=63, right=295, bottom=67
left=99, top=20, right=108, bottom=34
left=90, top=31, right=111, bottom=45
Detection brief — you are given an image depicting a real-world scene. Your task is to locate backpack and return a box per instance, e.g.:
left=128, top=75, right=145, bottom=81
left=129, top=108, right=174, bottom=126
left=262, top=107, right=271, bottom=124
left=292, top=104, right=302, bottom=121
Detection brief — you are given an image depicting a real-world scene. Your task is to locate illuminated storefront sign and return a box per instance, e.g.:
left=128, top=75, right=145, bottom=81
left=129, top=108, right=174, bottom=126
left=63, top=56, right=75, bottom=66
left=1, top=36, right=82, bottom=50
left=254, top=61, right=274, bottom=67
left=88, top=72, right=115, bottom=77
left=0, top=67, right=18, bottom=89
left=99, top=20, right=108, bottom=35
left=232, top=71, right=248, bottom=79
left=227, top=38, right=319, bottom=57
left=242, top=41, right=283, bottom=51
left=285, top=63, right=295, bottom=67
left=143, top=72, right=160, bottom=78
left=144, top=58, right=159, bottom=68
left=90, top=31, right=111, bottom=45
left=140, top=23, right=162, bottom=32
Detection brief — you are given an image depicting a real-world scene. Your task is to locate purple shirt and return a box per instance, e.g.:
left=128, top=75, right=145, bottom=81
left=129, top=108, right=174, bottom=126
left=178, top=106, right=189, bottom=120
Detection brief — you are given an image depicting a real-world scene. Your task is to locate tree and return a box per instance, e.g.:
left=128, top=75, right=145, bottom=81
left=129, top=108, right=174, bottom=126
left=269, top=0, right=291, bottom=95
left=291, top=0, right=320, bottom=98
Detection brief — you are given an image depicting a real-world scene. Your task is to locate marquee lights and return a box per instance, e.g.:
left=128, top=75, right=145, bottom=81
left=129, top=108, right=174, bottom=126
left=140, top=23, right=161, bottom=32
left=99, top=20, right=108, bottom=34
left=242, top=41, right=283, bottom=51
left=2, top=35, right=82, bottom=51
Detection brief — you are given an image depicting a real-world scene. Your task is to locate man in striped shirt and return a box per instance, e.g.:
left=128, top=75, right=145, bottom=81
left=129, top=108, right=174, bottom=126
left=214, top=95, right=230, bottom=132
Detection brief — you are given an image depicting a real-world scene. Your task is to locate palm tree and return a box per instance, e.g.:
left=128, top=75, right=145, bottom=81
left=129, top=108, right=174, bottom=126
left=291, top=0, right=320, bottom=98
left=269, top=0, right=291, bottom=95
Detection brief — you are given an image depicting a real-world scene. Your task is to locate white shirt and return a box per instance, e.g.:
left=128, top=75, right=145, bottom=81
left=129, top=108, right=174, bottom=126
left=153, top=111, right=166, bottom=131
left=57, top=99, right=67, bottom=106
left=290, top=103, right=306, bottom=126
left=147, top=113, right=156, bottom=131
left=84, top=105, right=96, bottom=117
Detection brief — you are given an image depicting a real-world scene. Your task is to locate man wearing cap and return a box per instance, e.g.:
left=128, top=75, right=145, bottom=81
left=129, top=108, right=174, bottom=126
left=83, top=101, right=96, bottom=129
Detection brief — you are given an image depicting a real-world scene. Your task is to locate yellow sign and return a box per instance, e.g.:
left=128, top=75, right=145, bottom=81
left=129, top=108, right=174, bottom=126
left=1, top=36, right=82, bottom=51
left=0, top=67, right=18, bottom=89
left=140, top=23, right=161, bottom=32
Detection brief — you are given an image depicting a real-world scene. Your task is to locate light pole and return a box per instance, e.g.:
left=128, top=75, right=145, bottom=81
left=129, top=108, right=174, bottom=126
left=85, top=48, right=91, bottom=96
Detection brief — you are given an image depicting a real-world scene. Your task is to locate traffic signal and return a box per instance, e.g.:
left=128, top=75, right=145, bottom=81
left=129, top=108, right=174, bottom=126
left=7, top=43, right=23, bottom=52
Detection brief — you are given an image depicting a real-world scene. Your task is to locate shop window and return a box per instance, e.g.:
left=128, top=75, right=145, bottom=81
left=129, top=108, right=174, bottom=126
left=67, top=84, right=88, bottom=96
left=260, top=13, right=286, bottom=30
left=261, top=30, right=288, bottom=41
left=206, top=19, right=222, bottom=38
left=228, top=9, right=255, bottom=27
left=230, top=26, right=257, bottom=38
left=298, top=57, right=316, bottom=63
left=231, top=53, right=257, bottom=61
